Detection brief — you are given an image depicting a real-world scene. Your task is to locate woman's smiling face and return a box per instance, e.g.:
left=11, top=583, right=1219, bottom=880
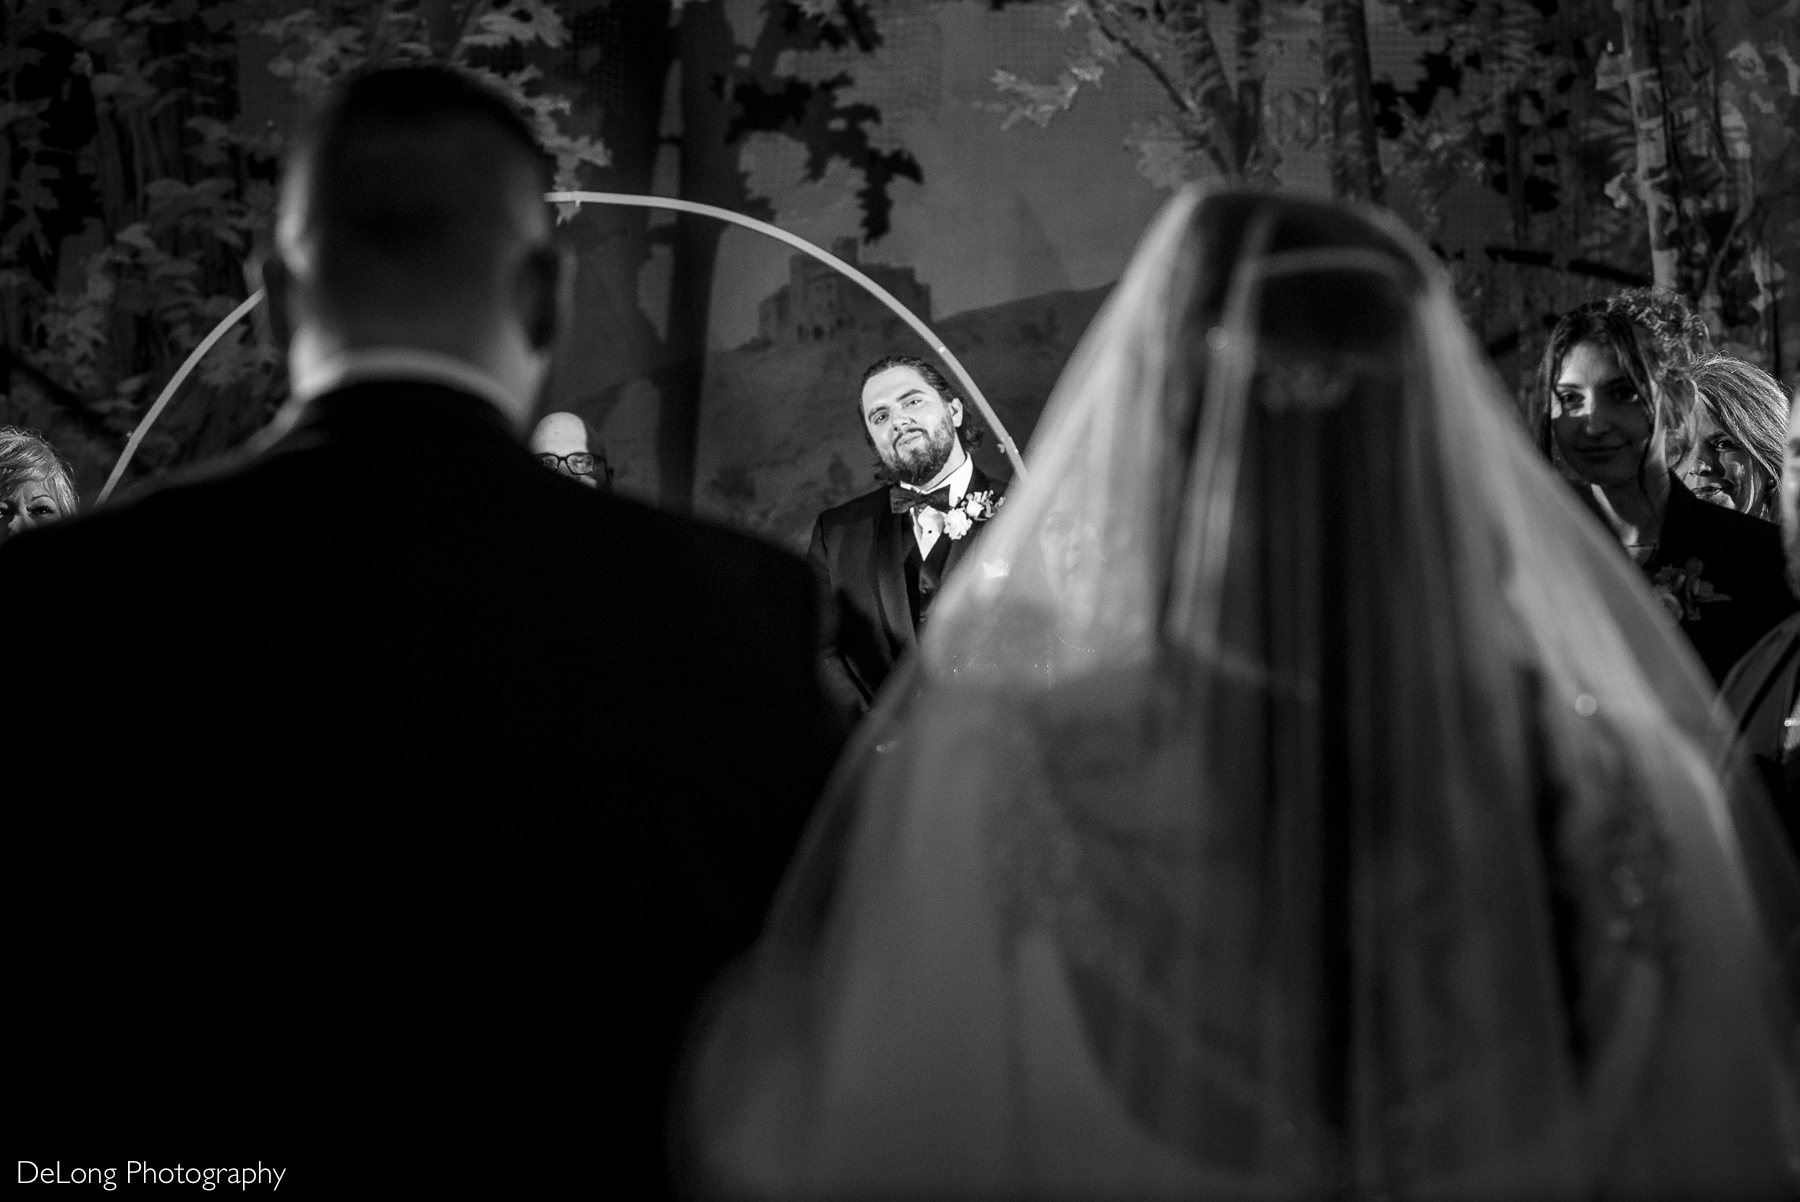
left=1550, top=341, right=1656, bottom=489
left=1680, top=405, right=1770, bottom=517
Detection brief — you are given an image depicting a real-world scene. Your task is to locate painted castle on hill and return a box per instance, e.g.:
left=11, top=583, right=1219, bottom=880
left=757, top=238, right=931, bottom=346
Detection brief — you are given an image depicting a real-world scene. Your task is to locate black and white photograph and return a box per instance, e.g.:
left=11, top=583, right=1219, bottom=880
left=4, top=0, right=1799, bottom=1196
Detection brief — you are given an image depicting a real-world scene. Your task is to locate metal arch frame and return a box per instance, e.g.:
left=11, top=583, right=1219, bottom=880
left=96, top=289, right=266, bottom=505
left=95, top=191, right=1026, bottom=506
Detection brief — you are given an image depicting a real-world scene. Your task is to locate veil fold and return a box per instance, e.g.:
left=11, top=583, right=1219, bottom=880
left=687, top=186, right=1800, bottom=1199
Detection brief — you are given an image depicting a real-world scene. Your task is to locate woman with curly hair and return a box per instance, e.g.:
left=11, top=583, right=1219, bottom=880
left=1681, top=353, right=1788, bottom=523
left=0, top=426, right=79, bottom=545
left=1533, top=292, right=1796, bottom=682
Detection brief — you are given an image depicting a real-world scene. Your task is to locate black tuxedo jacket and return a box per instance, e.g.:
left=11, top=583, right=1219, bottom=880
left=808, top=463, right=1005, bottom=718
left=3, top=382, right=836, bottom=1194
left=1721, top=614, right=1800, bottom=839
left=1642, top=478, right=1799, bottom=684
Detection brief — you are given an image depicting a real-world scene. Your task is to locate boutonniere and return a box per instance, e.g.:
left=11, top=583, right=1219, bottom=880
left=1650, top=557, right=1731, bottom=622
left=942, top=490, right=1002, bottom=541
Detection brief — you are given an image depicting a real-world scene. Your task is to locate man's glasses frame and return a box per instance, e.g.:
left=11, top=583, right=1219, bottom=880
left=539, top=451, right=597, bottom=474
left=538, top=451, right=614, bottom=487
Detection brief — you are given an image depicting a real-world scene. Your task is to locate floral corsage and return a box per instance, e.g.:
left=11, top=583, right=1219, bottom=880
left=1649, top=557, right=1730, bottom=622
left=943, top=490, right=1002, bottom=540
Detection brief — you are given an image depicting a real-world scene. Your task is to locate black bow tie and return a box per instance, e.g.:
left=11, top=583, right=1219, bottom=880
left=890, top=485, right=952, bottom=516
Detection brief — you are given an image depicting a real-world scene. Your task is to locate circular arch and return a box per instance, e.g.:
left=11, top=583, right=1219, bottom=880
left=95, top=191, right=1026, bottom=506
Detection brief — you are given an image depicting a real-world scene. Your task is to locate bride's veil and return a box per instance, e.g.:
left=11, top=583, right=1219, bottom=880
left=685, top=187, right=1800, bottom=1199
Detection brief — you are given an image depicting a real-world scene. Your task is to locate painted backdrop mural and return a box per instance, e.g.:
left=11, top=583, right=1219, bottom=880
left=4, top=1, right=1797, bottom=553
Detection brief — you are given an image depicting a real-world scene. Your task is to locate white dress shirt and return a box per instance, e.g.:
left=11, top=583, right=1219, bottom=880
left=899, top=454, right=974, bottom=559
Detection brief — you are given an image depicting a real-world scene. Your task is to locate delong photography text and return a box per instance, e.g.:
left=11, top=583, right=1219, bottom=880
left=18, top=1162, right=286, bottom=1191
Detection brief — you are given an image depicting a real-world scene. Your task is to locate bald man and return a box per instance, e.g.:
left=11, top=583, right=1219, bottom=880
left=3, top=66, right=833, bottom=1192
left=531, top=410, right=606, bottom=487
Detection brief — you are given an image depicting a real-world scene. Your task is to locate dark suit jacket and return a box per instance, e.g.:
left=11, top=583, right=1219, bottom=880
left=1722, top=612, right=1800, bottom=823
left=3, top=382, right=836, bottom=1193
left=808, top=463, right=1005, bottom=719
left=1642, top=479, right=1799, bottom=685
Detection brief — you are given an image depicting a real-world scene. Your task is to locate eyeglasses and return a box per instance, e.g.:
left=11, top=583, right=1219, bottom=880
left=538, top=451, right=598, bottom=476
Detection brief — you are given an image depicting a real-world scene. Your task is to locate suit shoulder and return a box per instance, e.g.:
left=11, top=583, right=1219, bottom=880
left=51, top=431, right=336, bottom=544
left=969, top=465, right=1012, bottom=498
left=687, top=510, right=810, bottom=576
left=1721, top=612, right=1800, bottom=708
left=0, top=472, right=240, bottom=571
left=817, top=486, right=891, bottom=529
left=1687, top=493, right=1784, bottom=553
left=623, top=499, right=813, bottom=593
left=554, top=479, right=681, bottom=539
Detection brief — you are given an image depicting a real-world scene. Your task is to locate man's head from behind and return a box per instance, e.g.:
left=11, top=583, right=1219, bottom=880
left=268, top=65, right=564, bottom=428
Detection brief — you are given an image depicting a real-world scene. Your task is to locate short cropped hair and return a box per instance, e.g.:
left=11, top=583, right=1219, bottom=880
left=281, top=64, right=554, bottom=315
left=0, top=426, right=79, bottom=513
left=857, top=354, right=985, bottom=450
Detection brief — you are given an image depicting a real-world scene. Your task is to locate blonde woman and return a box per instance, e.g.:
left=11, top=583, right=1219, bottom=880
left=1683, top=353, right=1789, bottom=523
left=0, top=426, right=78, bottom=544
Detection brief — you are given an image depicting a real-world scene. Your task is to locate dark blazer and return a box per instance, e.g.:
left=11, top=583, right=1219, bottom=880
left=1642, top=479, right=1799, bottom=685
left=3, top=382, right=836, bottom=1193
left=1722, top=612, right=1800, bottom=823
left=808, top=462, right=1005, bottom=719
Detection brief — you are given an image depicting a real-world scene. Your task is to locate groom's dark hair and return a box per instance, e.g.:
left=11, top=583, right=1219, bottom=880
left=857, top=354, right=986, bottom=451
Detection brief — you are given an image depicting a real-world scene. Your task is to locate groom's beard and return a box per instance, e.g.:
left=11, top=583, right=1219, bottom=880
left=885, top=419, right=956, bottom=485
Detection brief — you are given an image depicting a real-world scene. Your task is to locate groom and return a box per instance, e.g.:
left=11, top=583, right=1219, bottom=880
left=810, top=354, right=1006, bottom=720
left=2, top=65, right=834, bottom=1191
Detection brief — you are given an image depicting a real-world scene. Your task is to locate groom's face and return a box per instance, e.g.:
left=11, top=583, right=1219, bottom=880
left=861, top=366, right=963, bottom=484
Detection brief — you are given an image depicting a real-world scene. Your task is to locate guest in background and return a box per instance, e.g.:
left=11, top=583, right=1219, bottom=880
left=0, top=426, right=78, bottom=544
left=808, top=354, right=1007, bottom=725
left=1533, top=296, right=1796, bottom=682
left=530, top=409, right=610, bottom=489
left=1682, top=353, right=1787, bottom=522
left=1722, top=383, right=1800, bottom=818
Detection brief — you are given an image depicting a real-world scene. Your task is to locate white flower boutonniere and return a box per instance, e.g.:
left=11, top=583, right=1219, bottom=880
left=944, top=490, right=1002, bottom=541
left=1649, top=557, right=1731, bottom=622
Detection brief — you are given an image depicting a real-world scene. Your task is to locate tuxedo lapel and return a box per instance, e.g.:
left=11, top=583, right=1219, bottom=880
left=941, top=465, right=1000, bottom=583
left=871, top=505, right=917, bottom=653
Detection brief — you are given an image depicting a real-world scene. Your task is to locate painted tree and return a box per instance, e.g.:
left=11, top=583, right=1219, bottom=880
left=986, top=0, right=1279, bottom=188
left=1614, top=0, right=1800, bottom=367
left=1322, top=0, right=1382, bottom=200
left=557, top=0, right=922, bottom=511
left=2, top=0, right=283, bottom=487
left=1610, top=0, right=1679, bottom=290
left=1375, top=0, right=1799, bottom=377
left=0, top=0, right=606, bottom=494
left=662, top=0, right=921, bottom=510
left=1706, top=3, right=1800, bottom=372
left=980, top=0, right=1795, bottom=383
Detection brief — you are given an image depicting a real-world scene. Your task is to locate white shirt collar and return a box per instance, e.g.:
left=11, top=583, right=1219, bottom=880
left=903, top=452, right=975, bottom=506
left=293, top=346, right=520, bottom=418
